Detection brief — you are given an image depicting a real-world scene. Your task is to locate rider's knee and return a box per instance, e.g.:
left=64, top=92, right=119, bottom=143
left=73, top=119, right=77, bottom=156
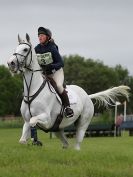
left=57, top=84, right=64, bottom=94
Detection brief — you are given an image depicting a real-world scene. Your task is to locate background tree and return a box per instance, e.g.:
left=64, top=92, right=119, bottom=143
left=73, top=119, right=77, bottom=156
left=0, top=55, right=132, bottom=117
left=64, top=55, right=119, bottom=93
left=0, top=65, right=22, bottom=116
left=64, top=55, right=132, bottom=114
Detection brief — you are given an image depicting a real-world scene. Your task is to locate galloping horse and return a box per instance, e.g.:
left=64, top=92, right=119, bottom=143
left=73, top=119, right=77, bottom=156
left=7, top=34, right=130, bottom=150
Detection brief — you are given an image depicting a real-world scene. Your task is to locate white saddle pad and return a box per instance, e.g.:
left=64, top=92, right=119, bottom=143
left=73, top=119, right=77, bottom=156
left=55, top=87, right=77, bottom=105
left=66, top=87, right=77, bottom=105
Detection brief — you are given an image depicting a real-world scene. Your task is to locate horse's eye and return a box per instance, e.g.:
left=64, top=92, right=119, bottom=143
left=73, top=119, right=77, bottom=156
left=23, top=48, right=28, bottom=52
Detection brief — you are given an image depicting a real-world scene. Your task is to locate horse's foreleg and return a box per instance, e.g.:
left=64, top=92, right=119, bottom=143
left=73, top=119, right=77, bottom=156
left=30, top=113, right=51, bottom=129
left=19, top=121, right=30, bottom=144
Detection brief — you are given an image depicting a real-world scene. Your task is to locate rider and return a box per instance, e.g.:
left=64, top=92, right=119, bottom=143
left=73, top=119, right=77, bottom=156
left=35, top=27, right=74, bottom=118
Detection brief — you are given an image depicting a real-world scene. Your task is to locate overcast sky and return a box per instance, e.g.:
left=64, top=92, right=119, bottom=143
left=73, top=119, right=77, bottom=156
left=1, top=0, right=133, bottom=75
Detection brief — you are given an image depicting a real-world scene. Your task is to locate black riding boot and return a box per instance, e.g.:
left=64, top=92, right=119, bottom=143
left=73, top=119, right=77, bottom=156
left=60, top=90, right=74, bottom=118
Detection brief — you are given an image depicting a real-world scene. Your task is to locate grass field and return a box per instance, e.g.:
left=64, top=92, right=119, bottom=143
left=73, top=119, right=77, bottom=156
left=0, top=128, right=133, bottom=177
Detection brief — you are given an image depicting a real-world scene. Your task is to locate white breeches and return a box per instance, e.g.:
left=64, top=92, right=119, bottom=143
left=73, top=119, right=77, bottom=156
left=49, top=68, right=64, bottom=94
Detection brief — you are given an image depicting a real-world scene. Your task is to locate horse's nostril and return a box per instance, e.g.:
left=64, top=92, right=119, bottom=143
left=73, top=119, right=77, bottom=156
left=11, top=61, right=15, bottom=66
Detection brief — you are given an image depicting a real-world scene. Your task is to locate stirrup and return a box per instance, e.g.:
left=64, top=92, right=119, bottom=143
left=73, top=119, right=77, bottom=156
left=64, top=106, right=74, bottom=118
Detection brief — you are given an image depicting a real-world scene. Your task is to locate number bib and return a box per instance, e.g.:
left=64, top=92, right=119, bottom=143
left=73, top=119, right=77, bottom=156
left=37, top=52, right=53, bottom=65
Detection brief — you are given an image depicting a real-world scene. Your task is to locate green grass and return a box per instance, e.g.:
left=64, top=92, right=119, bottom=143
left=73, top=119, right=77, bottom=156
left=0, top=129, right=133, bottom=177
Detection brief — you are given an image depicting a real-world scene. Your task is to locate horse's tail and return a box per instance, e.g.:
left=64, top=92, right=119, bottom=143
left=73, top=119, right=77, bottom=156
left=88, top=85, right=130, bottom=107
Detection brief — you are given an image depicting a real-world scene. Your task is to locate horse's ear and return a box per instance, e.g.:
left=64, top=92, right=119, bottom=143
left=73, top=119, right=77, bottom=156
left=26, top=33, right=31, bottom=43
left=18, top=34, right=22, bottom=44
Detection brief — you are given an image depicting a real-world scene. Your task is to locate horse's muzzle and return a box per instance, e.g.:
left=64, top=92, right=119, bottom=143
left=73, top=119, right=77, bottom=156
left=7, top=60, right=17, bottom=73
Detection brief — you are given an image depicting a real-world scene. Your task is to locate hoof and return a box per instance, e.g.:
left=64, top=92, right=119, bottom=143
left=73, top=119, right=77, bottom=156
left=19, top=140, right=27, bottom=144
left=32, top=140, right=43, bottom=146
left=30, top=118, right=37, bottom=127
left=74, top=145, right=80, bottom=151
left=30, top=122, right=36, bottom=127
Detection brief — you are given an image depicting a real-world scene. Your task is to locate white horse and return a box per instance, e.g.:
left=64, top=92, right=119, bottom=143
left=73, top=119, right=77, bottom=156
left=7, top=34, right=130, bottom=150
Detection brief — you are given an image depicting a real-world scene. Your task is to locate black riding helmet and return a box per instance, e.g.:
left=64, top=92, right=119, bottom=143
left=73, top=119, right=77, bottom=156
left=38, top=27, right=52, bottom=39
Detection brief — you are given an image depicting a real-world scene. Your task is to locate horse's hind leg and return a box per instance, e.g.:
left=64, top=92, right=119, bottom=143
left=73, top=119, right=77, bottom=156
left=75, top=127, right=88, bottom=150
left=54, top=130, right=69, bottom=149
left=75, top=100, right=94, bottom=150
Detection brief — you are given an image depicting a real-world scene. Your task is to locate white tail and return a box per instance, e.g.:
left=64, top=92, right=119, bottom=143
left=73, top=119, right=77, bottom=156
left=89, top=85, right=130, bottom=107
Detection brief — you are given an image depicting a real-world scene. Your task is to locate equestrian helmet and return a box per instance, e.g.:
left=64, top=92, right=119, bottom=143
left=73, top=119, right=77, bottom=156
left=38, top=27, right=52, bottom=38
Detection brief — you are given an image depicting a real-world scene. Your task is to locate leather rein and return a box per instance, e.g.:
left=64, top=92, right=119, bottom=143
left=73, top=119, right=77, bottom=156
left=13, top=42, right=45, bottom=117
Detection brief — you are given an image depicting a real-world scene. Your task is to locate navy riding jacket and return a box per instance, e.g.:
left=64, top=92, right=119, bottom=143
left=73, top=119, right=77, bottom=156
left=35, top=41, right=64, bottom=75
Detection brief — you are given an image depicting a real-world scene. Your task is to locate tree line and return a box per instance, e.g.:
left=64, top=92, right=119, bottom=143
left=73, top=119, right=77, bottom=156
left=0, top=55, right=133, bottom=116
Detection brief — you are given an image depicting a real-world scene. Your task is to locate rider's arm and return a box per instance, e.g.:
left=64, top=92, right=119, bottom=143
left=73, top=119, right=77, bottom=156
left=50, top=46, right=64, bottom=71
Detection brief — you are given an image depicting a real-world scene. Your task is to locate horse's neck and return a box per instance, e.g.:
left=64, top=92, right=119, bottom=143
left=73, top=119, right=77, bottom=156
left=23, top=54, right=44, bottom=96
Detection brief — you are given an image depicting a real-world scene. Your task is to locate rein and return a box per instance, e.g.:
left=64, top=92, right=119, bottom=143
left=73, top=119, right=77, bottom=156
left=23, top=76, right=47, bottom=117
left=14, top=42, right=44, bottom=117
